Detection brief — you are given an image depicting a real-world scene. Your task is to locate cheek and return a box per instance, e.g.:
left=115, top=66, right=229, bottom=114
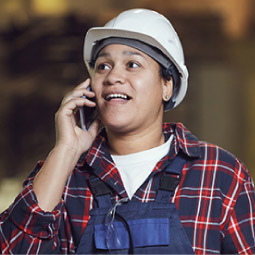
left=90, top=77, right=98, bottom=91
left=135, top=74, right=163, bottom=101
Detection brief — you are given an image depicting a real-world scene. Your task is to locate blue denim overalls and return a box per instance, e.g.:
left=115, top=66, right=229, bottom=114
left=77, top=154, right=194, bottom=254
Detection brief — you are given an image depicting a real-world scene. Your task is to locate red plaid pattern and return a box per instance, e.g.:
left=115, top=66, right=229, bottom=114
left=1, top=123, right=254, bottom=254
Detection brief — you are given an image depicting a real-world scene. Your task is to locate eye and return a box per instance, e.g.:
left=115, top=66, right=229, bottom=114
left=96, top=63, right=111, bottom=71
left=127, top=61, right=140, bottom=69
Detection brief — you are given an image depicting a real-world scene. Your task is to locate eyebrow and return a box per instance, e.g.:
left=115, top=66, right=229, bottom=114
left=97, top=50, right=145, bottom=59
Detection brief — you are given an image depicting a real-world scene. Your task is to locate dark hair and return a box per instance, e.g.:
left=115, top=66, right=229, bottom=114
left=159, top=63, right=180, bottom=99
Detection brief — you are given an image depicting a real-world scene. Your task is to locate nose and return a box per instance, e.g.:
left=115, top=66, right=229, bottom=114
left=104, top=66, right=125, bottom=85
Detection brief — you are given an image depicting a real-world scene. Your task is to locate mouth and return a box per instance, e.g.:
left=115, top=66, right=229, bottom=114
left=105, top=93, right=131, bottom=101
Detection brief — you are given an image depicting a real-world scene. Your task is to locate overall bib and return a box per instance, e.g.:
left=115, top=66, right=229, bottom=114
left=77, top=154, right=194, bottom=254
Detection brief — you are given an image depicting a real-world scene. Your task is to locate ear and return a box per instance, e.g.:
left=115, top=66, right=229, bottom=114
left=162, top=77, right=173, bottom=102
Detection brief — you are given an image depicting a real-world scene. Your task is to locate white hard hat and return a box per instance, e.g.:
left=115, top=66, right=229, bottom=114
left=84, top=8, right=188, bottom=110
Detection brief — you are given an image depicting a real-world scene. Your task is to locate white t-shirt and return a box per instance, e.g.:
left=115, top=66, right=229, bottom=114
left=112, top=135, right=173, bottom=199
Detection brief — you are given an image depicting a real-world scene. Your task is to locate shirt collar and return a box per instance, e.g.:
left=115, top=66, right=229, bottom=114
left=80, top=122, right=201, bottom=167
left=163, top=122, right=201, bottom=159
left=78, top=122, right=201, bottom=197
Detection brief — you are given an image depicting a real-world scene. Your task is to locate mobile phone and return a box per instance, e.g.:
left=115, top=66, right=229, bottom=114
left=79, top=87, right=97, bottom=130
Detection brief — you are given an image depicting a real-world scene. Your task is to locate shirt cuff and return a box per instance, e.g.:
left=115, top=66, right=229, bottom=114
left=8, top=180, right=63, bottom=239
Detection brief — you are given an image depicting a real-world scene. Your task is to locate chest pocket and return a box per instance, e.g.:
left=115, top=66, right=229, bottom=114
left=95, top=217, right=169, bottom=250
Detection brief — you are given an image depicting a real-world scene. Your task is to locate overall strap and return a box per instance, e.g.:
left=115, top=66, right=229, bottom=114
left=89, top=175, right=112, bottom=208
left=156, top=154, right=186, bottom=203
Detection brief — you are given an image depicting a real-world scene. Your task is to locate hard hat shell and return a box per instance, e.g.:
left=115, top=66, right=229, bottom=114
left=84, top=8, right=188, bottom=110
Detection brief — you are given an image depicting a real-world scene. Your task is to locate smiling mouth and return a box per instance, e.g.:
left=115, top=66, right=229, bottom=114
left=105, top=93, right=131, bottom=101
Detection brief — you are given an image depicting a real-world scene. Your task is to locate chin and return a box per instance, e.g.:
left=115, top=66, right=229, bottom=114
left=102, top=115, right=138, bottom=134
left=100, top=111, right=125, bottom=129
left=103, top=120, right=131, bottom=133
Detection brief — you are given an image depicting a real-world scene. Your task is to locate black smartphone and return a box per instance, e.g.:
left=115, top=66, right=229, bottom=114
left=79, top=87, right=97, bottom=130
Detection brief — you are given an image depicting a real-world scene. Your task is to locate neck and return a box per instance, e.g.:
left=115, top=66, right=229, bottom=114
left=106, top=122, right=165, bottom=155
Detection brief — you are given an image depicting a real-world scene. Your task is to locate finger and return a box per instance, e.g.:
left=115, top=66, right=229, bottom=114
left=61, top=78, right=93, bottom=104
left=75, top=78, right=91, bottom=89
left=62, top=88, right=95, bottom=106
left=63, top=98, right=96, bottom=114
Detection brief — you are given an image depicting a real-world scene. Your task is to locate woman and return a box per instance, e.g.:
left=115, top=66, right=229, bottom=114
left=1, top=9, right=254, bottom=254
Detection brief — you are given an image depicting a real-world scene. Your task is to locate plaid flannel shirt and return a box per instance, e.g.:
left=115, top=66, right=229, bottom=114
left=1, top=122, right=255, bottom=254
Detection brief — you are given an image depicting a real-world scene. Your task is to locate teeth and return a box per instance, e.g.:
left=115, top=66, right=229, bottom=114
left=106, top=94, right=128, bottom=101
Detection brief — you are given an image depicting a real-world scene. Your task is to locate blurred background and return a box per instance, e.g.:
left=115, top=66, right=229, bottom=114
left=0, top=0, right=254, bottom=211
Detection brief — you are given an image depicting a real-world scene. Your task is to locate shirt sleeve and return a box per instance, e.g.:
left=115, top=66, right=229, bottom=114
left=0, top=161, right=64, bottom=254
left=221, top=166, right=255, bottom=254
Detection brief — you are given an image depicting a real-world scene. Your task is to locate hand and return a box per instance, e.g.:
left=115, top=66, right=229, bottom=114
left=55, top=78, right=101, bottom=158
left=33, top=79, right=101, bottom=211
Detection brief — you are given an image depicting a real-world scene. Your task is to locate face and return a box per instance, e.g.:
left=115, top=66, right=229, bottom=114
left=90, top=44, right=172, bottom=135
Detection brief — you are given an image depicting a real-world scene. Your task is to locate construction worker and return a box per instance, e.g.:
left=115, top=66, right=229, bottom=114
left=1, top=9, right=254, bottom=254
